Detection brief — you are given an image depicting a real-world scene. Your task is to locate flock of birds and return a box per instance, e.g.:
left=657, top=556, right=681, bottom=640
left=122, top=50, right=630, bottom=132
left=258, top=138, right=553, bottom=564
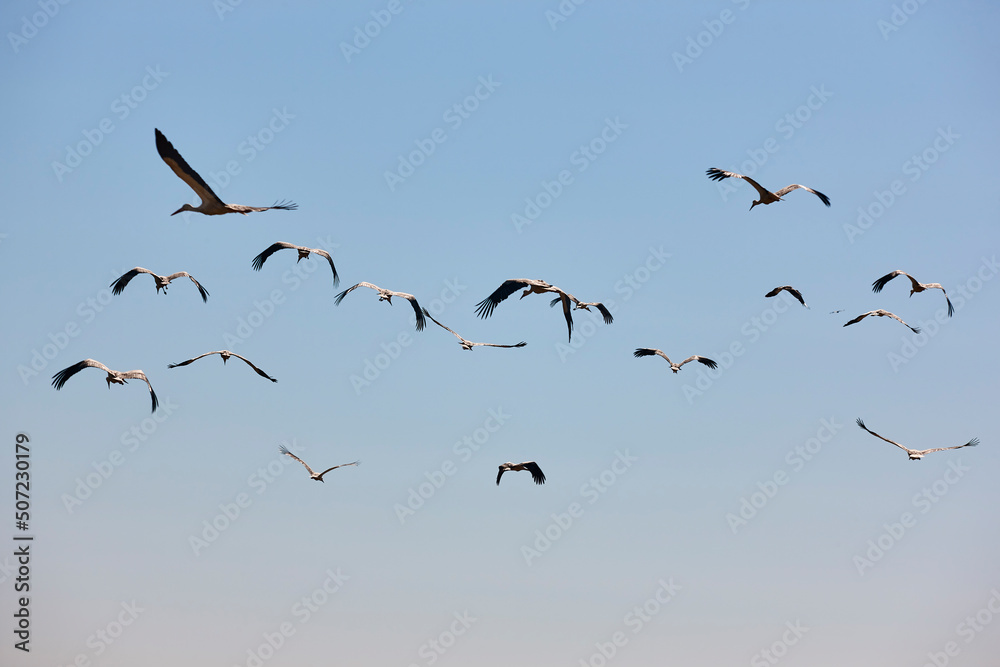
left=49, top=129, right=979, bottom=486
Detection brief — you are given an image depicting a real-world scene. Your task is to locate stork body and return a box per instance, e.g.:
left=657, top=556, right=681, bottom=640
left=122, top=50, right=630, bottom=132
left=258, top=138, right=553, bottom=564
left=843, top=309, right=920, bottom=334
left=497, top=461, right=546, bottom=485
left=111, top=267, right=209, bottom=302
left=279, top=445, right=359, bottom=482
left=52, top=359, right=159, bottom=413
left=252, top=242, right=339, bottom=287
left=155, top=129, right=297, bottom=216
left=871, top=270, right=953, bottom=317
left=706, top=167, right=830, bottom=209
left=168, top=350, right=277, bottom=382
left=856, top=419, right=979, bottom=460
left=334, top=282, right=426, bottom=331
left=765, top=285, right=808, bottom=308
left=633, top=348, right=718, bottom=373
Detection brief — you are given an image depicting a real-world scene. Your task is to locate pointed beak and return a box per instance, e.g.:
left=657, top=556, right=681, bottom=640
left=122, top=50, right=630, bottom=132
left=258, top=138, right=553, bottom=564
left=170, top=207, right=184, bottom=216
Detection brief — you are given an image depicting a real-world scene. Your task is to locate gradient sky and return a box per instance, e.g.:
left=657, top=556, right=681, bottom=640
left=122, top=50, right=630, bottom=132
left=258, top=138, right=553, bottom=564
left=2, top=2, right=999, bottom=666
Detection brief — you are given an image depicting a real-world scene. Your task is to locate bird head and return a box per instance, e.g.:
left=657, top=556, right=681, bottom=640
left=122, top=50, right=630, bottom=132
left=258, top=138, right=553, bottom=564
left=749, top=200, right=761, bottom=211
left=171, top=204, right=197, bottom=216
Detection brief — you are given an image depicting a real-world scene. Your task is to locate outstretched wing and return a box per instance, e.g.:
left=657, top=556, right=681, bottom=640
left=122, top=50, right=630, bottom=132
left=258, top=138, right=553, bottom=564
left=422, top=307, right=464, bottom=341
left=317, top=460, right=361, bottom=477
left=882, top=311, right=921, bottom=334
left=917, top=438, right=980, bottom=456
left=52, top=359, right=111, bottom=389
left=558, top=292, right=574, bottom=342
left=165, top=272, right=209, bottom=302
left=310, top=248, right=340, bottom=287
left=120, top=370, right=158, bottom=413
left=475, top=279, right=531, bottom=319
left=477, top=341, right=527, bottom=349
left=110, top=267, right=155, bottom=295
left=634, top=348, right=671, bottom=364
left=871, top=270, right=906, bottom=294
left=398, top=294, right=426, bottom=331
left=766, top=285, right=807, bottom=307
left=155, top=129, right=225, bottom=208
left=843, top=312, right=872, bottom=327
left=772, top=183, right=831, bottom=207
left=334, top=282, right=371, bottom=305
left=228, top=352, right=278, bottom=382
left=677, top=355, right=717, bottom=370
left=593, top=302, right=614, bottom=324
left=251, top=242, right=297, bottom=271
left=706, top=167, right=771, bottom=200
left=168, top=351, right=220, bottom=368
left=279, top=445, right=316, bottom=476
left=523, top=461, right=546, bottom=485
left=496, top=466, right=506, bottom=486
left=856, top=418, right=912, bottom=454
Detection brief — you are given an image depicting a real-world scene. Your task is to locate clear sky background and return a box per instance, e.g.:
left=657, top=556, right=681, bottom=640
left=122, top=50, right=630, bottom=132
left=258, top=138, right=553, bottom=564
left=2, top=2, right=999, bottom=665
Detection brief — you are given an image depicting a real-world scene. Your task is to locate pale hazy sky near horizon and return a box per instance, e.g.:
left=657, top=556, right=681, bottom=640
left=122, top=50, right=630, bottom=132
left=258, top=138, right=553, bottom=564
left=2, top=2, right=999, bottom=666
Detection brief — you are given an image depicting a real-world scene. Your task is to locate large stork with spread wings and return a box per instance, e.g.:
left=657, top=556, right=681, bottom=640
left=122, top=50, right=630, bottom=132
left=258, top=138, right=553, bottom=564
left=497, top=461, right=546, bottom=486
left=111, top=267, right=209, bottom=302
left=52, top=359, right=159, bottom=413
left=335, top=282, right=426, bottom=331
left=155, top=128, right=297, bottom=216
left=168, top=350, right=277, bottom=382
left=706, top=167, right=830, bottom=210
left=279, top=445, right=360, bottom=482
left=872, top=270, right=953, bottom=317
left=856, top=419, right=979, bottom=460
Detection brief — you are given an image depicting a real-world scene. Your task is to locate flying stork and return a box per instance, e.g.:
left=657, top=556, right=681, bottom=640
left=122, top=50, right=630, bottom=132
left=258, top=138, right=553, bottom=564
left=843, top=309, right=921, bottom=334
left=475, top=279, right=610, bottom=342
left=334, top=282, right=426, bottom=331
left=168, top=350, right=277, bottom=382
left=497, top=461, right=546, bottom=485
left=706, top=167, right=831, bottom=209
left=633, top=348, right=718, bottom=373
left=52, top=359, right=159, bottom=413
left=252, top=242, right=339, bottom=287
left=871, top=270, right=953, bottom=317
left=279, top=445, right=360, bottom=482
left=856, top=419, right=979, bottom=460
left=421, top=308, right=526, bottom=351
left=765, top=285, right=808, bottom=308
left=111, top=267, right=209, bottom=302
left=155, top=128, right=297, bottom=216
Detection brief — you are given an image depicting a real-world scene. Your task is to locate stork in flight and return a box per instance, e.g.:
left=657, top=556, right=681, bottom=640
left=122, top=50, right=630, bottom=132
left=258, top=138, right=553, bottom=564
left=843, top=309, right=921, bottom=334
left=334, top=282, right=426, bottom=331
left=765, top=285, right=808, bottom=308
left=155, top=128, right=297, bottom=216
left=549, top=292, right=614, bottom=324
left=856, top=419, right=979, bottom=461
left=168, top=350, right=277, bottom=382
left=111, top=267, right=209, bottom=302
left=475, top=279, right=610, bottom=342
left=279, top=445, right=359, bottom=482
left=497, top=461, right=546, bottom=485
left=706, top=167, right=831, bottom=210
left=421, top=308, right=526, bottom=351
left=872, top=270, right=953, bottom=317
left=252, top=242, right=339, bottom=287
left=633, top=348, right=718, bottom=373
left=52, top=359, right=158, bottom=413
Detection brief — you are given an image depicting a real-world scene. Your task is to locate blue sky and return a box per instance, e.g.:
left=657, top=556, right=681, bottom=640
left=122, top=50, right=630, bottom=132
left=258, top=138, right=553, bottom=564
left=2, top=1, right=999, bottom=665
